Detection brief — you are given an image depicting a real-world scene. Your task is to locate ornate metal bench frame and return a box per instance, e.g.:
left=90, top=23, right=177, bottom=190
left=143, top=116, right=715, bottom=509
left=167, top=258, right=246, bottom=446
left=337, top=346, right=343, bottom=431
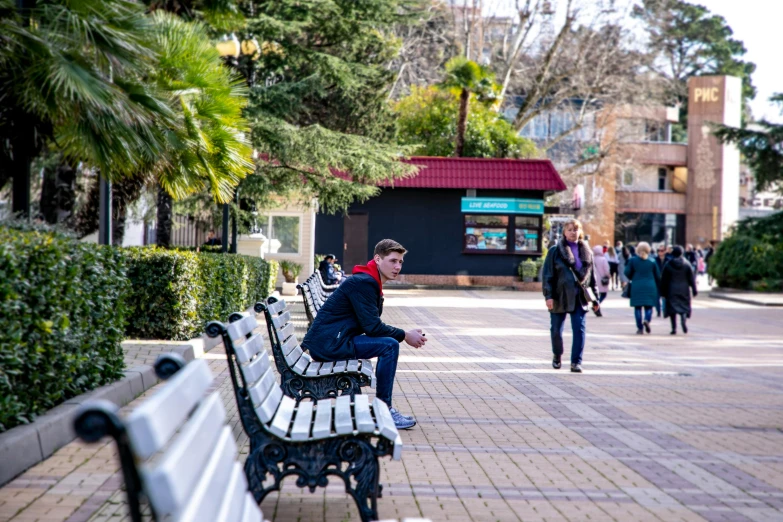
left=206, top=319, right=394, bottom=522
left=253, top=299, right=372, bottom=400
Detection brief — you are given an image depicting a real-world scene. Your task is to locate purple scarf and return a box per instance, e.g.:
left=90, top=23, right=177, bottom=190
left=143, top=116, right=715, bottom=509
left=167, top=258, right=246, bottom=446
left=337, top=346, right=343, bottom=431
left=567, top=241, right=582, bottom=271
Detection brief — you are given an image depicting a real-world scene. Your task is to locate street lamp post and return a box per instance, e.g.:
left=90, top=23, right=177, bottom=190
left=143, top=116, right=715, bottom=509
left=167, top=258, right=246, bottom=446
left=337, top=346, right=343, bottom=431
left=216, top=34, right=260, bottom=254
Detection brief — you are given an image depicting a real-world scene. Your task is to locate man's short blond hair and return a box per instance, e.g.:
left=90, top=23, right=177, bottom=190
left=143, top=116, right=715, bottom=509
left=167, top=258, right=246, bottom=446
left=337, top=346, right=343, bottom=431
left=374, top=239, right=407, bottom=258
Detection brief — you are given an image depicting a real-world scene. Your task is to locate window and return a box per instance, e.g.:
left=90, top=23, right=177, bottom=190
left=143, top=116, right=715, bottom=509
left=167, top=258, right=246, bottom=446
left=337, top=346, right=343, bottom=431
left=658, top=168, right=668, bottom=191
left=622, top=169, right=635, bottom=187
left=260, top=215, right=300, bottom=254
left=463, top=214, right=541, bottom=253
left=464, top=215, right=508, bottom=250
left=514, top=216, right=540, bottom=252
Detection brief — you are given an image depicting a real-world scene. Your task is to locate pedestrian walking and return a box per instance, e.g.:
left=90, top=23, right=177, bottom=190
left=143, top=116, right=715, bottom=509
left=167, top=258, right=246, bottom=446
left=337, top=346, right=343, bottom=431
left=684, top=244, right=698, bottom=266
left=542, top=219, right=601, bottom=373
left=704, top=242, right=716, bottom=285
left=606, top=246, right=619, bottom=290
left=653, top=245, right=670, bottom=317
left=624, top=242, right=661, bottom=335
left=661, top=246, right=698, bottom=335
left=592, top=245, right=610, bottom=302
left=616, top=241, right=630, bottom=289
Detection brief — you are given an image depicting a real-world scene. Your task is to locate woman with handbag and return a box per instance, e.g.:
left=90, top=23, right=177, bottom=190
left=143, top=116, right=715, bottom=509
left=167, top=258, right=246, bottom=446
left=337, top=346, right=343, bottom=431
left=542, top=219, right=601, bottom=373
left=624, top=242, right=661, bottom=335
left=592, top=245, right=611, bottom=302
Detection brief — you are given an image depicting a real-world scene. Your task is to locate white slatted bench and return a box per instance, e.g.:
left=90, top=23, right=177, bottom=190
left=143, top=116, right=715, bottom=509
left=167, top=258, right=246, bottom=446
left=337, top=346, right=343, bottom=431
left=73, top=354, right=266, bottom=522
left=251, top=298, right=375, bottom=400
left=296, top=280, right=319, bottom=327
left=205, top=315, right=402, bottom=522
left=315, top=268, right=340, bottom=292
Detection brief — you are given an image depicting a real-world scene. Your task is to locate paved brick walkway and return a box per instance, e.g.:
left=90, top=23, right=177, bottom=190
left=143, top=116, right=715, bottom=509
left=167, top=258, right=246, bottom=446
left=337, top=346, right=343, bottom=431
left=1, top=289, right=783, bottom=522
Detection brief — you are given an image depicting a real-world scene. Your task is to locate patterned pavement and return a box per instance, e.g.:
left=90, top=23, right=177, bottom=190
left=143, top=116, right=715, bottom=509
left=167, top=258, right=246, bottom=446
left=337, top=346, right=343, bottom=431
left=1, top=287, right=783, bottom=521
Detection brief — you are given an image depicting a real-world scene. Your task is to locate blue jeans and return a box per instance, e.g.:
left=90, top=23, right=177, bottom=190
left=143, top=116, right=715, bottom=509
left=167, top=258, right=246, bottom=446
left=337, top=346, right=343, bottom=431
left=634, top=306, right=653, bottom=330
left=353, top=335, right=400, bottom=408
left=550, top=307, right=587, bottom=365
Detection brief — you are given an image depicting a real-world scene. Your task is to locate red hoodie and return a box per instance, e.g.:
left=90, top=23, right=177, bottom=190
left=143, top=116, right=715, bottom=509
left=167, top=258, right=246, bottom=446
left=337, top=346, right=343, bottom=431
left=352, top=259, right=383, bottom=295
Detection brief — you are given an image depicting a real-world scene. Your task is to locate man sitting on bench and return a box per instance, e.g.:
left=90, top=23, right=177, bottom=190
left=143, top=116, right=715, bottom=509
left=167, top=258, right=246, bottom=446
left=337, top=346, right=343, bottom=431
left=302, top=239, right=427, bottom=429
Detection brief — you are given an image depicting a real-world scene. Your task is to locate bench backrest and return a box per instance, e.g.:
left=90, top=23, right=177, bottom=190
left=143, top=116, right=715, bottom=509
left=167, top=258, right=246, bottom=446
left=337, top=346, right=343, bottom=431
left=253, top=299, right=316, bottom=375
left=73, top=356, right=264, bottom=522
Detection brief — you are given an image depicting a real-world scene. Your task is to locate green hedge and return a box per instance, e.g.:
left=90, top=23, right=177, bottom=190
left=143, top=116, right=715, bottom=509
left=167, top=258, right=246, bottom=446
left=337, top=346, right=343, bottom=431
left=0, top=226, right=128, bottom=432
left=124, top=248, right=278, bottom=340
left=709, top=212, right=783, bottom=291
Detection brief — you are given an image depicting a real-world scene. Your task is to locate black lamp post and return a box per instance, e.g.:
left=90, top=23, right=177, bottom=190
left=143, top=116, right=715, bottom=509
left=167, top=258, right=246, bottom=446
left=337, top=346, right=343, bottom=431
left=216, top=34, right=260, bottom=253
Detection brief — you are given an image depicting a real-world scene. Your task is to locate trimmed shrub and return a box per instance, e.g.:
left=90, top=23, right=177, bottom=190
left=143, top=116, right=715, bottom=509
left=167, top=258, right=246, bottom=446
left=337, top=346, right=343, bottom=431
left=709, top=212, right=783, bottom=291
left=0, top=226, right=128, bottom=432
left=124, top=248, right=277, bottom=340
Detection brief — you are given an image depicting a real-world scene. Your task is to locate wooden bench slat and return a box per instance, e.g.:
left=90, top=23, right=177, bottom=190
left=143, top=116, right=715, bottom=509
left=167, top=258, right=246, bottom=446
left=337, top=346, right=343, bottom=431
left=267, top=299, right=287, bottom=315
left=143, top=392, right=225, bottom=514
left=290, top=401, right=314, bottom=441
left=393, top=434, right=403, bottom=461
left=241, top=348, right=271, bottom=385
left=318, top=362, right=334, bottom=375
left=241, top=492, right=263, bottom=522
left=346, top=359, right=359, bottom=372
left=176, top=426, right=236, bottom=522
left=285, top=345, right=304, bottom=367
left=272, top=310, right=291, bottom=329
left=248, top=367, right=277, bottom=407
left=305, top=362, right=322, bottom=377
left=235, top=333, right=264, bottom=364
left=291, top=353, right=310, bottom=375
left=256, top=385, right=283, bottom=423
left=353, top=395, right=375, bottom=433
left=280, top=334, right=298, bottom=357
left=215, top=462, right=252, bottom=522
left=277, top=321, right=295, bottom=342
left=126, top=359, right=213, bottom=460
left=360, top=359, right=373, bottom=372
left=333, top=360, right=347, bottom=373
left=372, top=398, right=399, bottom=442
left=334, top=396, right=354, bottom=435
left=228, top=314, right=258, bottom=342
left=269, top=395, right=297, bottom=438
left=312, top=400, right=333, bottom=439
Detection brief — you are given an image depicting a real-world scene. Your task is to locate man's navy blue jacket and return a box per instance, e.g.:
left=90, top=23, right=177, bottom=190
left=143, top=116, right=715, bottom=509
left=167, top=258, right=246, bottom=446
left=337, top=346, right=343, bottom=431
left=301, top=260, right=405, bottom=362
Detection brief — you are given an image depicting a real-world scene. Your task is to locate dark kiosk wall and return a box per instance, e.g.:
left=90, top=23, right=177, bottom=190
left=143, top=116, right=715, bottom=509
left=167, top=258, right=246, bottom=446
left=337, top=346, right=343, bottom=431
left=315, top=187, right=545, bottom=276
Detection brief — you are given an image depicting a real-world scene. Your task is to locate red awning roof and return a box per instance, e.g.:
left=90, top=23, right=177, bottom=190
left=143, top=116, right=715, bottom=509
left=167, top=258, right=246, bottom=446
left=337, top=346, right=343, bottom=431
left=380, top=157, right=567, bottom=191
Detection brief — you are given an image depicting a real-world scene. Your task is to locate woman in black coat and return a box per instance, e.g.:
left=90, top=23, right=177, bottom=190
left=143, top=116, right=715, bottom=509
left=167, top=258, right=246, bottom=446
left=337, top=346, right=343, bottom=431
left=542, top=219, right=600, bottom=373
left=661, top=246, right=698, bottom=334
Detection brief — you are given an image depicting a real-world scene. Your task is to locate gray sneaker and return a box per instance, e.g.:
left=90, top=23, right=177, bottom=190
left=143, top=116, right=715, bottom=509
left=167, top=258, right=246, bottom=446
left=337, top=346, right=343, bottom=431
left=389, top=408, right=416, bottom=429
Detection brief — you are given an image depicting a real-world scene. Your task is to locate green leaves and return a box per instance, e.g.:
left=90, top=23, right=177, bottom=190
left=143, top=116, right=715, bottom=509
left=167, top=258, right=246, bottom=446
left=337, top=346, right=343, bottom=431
left=124, top=248, right=277, bottom=340
left=714, top=94, right=783, bottom=194
left=394, top=86, right=537, bottom=159
left=0, top=225, right=129, bottom=433
left=709, top=212, right=783, bottom=290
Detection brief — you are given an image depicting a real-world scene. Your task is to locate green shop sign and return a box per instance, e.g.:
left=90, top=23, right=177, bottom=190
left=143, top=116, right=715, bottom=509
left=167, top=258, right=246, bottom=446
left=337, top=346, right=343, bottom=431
left=461, top=197, right=544, bottom=215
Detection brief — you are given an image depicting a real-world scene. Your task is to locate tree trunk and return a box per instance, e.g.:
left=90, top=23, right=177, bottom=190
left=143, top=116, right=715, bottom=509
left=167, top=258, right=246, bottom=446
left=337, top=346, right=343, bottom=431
left=156, top=185, right=173, bottom=248
left=455, top=88, right=470, bottom=157
left=40, top=161, right=76, bottom=224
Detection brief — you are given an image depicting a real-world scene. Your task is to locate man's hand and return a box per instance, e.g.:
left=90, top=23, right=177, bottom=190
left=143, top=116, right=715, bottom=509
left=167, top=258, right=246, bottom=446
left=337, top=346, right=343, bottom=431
left=545, top=299, right=554, bottom=311
left=404, top=329, right=427, bottom=348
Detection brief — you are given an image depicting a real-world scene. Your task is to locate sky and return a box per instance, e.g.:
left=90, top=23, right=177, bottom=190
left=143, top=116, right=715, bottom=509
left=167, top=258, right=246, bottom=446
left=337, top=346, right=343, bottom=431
left=697, top=0, right=782, bottom=123
left=462, top=0, right=782, bottom=123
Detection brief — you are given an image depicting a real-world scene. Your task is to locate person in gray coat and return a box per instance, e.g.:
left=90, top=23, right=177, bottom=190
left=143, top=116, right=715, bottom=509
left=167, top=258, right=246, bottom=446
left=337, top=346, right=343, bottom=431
left=542, top=219, right=600, bottom=373
left=661, top=246, right=698, bottom=334
left=624, top=242, right=661, bottom=335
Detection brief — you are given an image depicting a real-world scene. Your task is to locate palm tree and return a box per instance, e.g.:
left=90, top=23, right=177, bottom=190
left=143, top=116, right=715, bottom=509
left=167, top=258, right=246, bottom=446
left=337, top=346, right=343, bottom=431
left=147, top=11, right=254, bottom=247
left=0, top=0, right=175, bottom=213
left=440, top=57, right=499, bottom=157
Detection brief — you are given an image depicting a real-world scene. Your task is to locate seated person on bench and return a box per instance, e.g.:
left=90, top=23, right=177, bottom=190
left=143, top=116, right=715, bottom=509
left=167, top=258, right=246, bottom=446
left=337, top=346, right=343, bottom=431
left=303, top=239, right=427, bottom=429
left=318, top=254, right=343, bottom=285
